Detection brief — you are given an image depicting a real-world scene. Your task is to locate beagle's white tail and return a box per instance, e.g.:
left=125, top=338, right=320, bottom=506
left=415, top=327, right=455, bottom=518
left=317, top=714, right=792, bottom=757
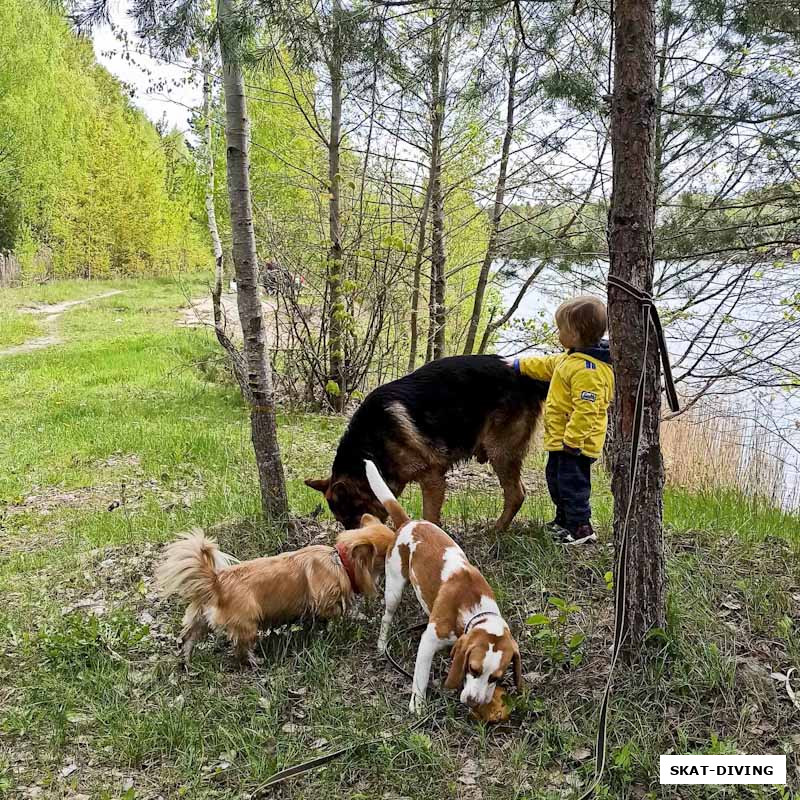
left=364, top=459, right=409, bottom=529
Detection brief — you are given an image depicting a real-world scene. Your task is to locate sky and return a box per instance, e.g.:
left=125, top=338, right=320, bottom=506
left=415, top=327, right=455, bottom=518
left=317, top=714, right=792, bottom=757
left=91, top=0, right=199, bottom=134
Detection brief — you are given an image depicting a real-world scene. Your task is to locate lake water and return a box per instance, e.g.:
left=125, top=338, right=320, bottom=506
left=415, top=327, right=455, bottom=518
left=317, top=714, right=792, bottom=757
left=497, top=260, right=800, bottom=510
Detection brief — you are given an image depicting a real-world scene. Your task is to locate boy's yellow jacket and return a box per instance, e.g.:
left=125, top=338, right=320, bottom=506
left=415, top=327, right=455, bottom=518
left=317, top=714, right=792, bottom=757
left=513, top=341, right=614, bottom=459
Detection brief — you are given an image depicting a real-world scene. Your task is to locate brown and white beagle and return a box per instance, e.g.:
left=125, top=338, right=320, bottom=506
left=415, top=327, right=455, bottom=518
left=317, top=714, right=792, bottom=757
left=365, top=460, right=522, bottom=714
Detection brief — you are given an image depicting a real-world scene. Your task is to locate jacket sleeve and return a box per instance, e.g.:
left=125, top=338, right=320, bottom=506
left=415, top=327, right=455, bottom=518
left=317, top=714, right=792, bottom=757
left=514, top=354, right=559, bottom=381
left=562, top=367, right=605, bottom=452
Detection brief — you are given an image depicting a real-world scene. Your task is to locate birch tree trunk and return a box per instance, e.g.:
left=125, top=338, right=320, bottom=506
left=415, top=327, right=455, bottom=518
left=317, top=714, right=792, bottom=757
left=202, top=41, right=224, bottom=312
left=204, top=35, right=249, bottom=395
left=463, top=39, right=519, bottom=355
left=218, top=0, right=289, bottom=525
left=607, top=0, right=665, bottom=655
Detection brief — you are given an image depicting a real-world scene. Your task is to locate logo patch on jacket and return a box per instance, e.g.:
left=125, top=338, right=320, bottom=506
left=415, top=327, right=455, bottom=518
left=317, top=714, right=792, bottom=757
left=580, top=391, right=597, bottom=402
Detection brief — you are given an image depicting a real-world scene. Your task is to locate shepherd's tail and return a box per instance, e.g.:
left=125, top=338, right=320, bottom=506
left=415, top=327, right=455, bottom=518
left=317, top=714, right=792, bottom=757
left=364, top=460, right=409, bottom=529
left=155, top=529, right=232, bottom=607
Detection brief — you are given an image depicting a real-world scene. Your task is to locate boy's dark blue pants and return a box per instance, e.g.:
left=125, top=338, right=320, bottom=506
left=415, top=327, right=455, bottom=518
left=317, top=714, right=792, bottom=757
left=545, top=451, right=594, bottom=529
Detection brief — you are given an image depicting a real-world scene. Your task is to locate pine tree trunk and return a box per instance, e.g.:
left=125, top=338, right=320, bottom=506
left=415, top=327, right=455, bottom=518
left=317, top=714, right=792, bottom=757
left=426, top=14, right=450, bottom=362
left=607, top=0, right=665, bottom=656
left=425, top=247, right=436, bottom=363
left=463, top=40, right=519, bottom=355
left=407, top=184, right=431, bottom=373
left=430, top=172, right=446, bottom=360
left=327, top=43, right=345, bottom=410
left=218, top=0, right=289, bottom=525
left=425, top=21, right=441, bottom=363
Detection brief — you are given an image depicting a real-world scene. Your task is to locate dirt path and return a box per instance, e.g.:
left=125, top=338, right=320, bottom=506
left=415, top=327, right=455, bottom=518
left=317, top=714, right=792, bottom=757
left=177, top=292, right=241, bottom=331
left=0, top=290, right=124, bottom=357
left=177, top=292, right=282, bottom=343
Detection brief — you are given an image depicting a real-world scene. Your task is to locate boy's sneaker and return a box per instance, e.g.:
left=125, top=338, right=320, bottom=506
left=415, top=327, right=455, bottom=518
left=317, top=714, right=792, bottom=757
left=545, top=519, right=568, bottom=538
left=559, top=524, right=597, bottom=545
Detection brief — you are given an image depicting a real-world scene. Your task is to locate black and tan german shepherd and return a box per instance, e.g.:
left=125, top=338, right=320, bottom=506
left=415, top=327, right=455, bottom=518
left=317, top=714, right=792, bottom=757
left=305, top=355, right=548, bottom=530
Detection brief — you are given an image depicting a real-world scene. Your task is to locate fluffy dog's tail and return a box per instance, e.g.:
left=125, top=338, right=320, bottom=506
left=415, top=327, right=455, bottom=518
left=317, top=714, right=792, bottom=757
left=364, top=459, right=409, bottom=529
left=155, top=529, right=233, bottom=607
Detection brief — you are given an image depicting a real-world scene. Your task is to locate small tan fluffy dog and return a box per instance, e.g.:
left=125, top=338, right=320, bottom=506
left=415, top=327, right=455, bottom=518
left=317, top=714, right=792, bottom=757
left=156, top=521, right=394, bottom=666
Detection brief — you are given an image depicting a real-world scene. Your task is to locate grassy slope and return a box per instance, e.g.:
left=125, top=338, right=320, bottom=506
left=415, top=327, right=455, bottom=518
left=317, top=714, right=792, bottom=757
left=0, top=279, right=798, bottom=800
left=0, top=309, right=41, bottom=348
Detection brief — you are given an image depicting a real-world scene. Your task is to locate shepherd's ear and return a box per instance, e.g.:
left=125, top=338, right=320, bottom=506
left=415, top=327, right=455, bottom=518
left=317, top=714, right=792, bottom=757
left=360, top=513, right=381, bottom=527
left=305, top=477, right=330, bottom=494
left=444, top=636, right=470, bottom=690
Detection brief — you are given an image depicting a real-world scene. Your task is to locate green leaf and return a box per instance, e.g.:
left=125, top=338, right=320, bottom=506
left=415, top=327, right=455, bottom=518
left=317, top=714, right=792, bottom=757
left=526, top=613, right=550, bottom=626
left=568, top=633, right=585, bottom=650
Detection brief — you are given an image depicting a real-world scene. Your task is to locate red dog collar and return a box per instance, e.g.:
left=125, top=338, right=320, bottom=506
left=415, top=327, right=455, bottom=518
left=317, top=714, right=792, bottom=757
left=335, top=543, right=359, bottom=594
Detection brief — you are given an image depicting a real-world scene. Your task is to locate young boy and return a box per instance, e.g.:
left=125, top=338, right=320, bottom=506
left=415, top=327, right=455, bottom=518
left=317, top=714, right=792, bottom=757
left=511, top=295, right=613, bottom=544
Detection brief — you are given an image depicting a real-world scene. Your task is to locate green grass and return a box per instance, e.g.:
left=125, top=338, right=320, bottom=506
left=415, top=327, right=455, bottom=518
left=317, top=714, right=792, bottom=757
left=665, top=487, right=800, bottom=542
left=0, top=278, right=798, bottom=799
left=0, top=308, right=41, bottom=347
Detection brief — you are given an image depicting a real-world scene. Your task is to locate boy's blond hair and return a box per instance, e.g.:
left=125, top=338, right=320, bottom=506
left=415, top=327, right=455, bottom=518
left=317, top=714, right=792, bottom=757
left=555, top=295, right=607, bottom=346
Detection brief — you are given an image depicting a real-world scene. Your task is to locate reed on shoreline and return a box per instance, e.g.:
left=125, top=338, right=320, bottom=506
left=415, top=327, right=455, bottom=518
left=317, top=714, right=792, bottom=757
left=660, top=399, right=799, bottom=513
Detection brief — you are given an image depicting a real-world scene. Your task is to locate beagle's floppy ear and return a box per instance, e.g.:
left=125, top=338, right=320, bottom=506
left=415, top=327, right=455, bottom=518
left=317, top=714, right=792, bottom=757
left=305, top=477, right=331, bottom=494
left=444, top=636, right=470, bottom=690
left=512, top=640, right=522, bottom=692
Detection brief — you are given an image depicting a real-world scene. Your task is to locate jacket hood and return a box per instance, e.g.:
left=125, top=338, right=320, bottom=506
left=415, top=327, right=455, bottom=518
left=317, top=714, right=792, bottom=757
left=570, top=339, right=612, bottom=365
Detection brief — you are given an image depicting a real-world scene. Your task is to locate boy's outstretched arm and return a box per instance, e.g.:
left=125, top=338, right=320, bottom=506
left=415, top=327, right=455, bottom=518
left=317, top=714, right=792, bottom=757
left=510, top=353, right=560, bottom=382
